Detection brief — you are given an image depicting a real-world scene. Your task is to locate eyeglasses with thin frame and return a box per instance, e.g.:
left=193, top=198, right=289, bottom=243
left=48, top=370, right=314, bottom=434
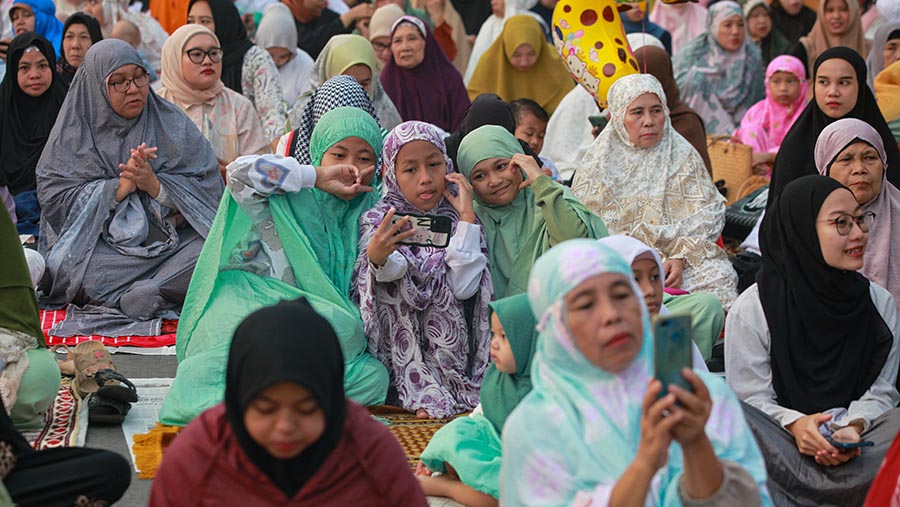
left=108, top=71, right=149, bottom=93
left=818, top=211, right=876, bottom=236
left=185, top=47, right=224, bottom=64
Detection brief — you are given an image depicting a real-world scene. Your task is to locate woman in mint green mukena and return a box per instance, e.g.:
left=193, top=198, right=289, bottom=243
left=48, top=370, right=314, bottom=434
left=160, top=106, right=389, bottom=426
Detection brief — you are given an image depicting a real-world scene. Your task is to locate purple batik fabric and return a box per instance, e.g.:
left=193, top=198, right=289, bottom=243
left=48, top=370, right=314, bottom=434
left=353, top=121, right=492, bottom=418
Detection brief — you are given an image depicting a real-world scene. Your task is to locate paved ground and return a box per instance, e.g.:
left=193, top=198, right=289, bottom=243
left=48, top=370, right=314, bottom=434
left=85, top=353, right=464, bottom=506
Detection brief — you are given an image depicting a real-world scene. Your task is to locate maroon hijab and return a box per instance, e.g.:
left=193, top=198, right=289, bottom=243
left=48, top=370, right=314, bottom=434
left=380, top=16, right=470, bottom=133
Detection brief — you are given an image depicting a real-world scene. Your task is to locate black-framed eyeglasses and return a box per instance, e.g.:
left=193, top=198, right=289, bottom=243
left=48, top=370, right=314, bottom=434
left=185, top=47, right=224, bottom=64
left=818, top=211, right=876, bottom=236
left=372, top=41, right=390, bottom=52
left=108, top=71, right=149, bottom=93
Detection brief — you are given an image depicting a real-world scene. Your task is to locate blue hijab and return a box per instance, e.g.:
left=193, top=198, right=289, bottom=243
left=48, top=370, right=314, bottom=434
left=10, top=0, right=63, bottom=56
left=500, top=239, right=771, bottom=505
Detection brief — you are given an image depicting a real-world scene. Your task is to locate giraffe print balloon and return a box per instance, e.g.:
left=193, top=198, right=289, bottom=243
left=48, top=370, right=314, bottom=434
left=552, top=0, right=638, bottom=109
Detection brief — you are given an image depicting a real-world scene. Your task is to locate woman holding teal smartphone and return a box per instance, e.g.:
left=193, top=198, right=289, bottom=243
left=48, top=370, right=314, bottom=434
left=501, top=239, right=770, bottom=506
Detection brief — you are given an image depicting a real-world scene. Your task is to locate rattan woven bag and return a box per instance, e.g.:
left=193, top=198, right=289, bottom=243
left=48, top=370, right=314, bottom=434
left=706, top=135, right=752, bottom=205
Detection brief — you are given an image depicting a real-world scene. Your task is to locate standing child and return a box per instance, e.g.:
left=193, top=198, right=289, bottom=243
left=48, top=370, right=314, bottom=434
left=417, top=294, right=537, bottom=507
left=353, top=121, right=493, bottom=419
left=510, top=98, right=559, bottom=180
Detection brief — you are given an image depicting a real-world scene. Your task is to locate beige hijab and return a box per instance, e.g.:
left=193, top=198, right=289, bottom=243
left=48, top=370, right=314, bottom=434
left=800, top=0, right=870, bottom=77
left=160, top=24, right=224, bottom=104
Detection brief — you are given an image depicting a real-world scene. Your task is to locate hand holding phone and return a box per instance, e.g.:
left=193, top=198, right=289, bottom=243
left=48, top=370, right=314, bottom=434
left=389, top=212, right=452, bottom=248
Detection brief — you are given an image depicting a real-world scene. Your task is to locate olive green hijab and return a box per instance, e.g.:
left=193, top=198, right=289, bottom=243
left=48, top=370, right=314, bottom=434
left=480, top=294, right=537, bottom=434
left=458, top=125, right=608, bottom=297
left=0, top=204, right=44, bottom=345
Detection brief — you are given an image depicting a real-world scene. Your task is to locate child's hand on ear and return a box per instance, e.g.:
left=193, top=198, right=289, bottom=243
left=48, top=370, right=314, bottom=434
left=444, top=173, right=476, bottom=223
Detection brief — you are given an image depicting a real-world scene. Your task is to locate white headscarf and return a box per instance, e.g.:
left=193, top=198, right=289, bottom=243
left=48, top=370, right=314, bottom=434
left=256, top=2, right=315, bottom=105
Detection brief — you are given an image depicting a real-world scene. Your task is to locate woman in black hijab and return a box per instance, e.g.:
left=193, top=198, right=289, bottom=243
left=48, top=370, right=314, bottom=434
left=0, top=31, right=66, bottom=236
left=725, top=175, right=900, bottom=505
left=770, top=0, right=816, bottom=43
left=186, top=0, right=285, bottom=141
left=151, top=298, right=428, bottom=505
left=769, top=47, right=900, bottom=204
left=57, top=13, right=102, bottom=86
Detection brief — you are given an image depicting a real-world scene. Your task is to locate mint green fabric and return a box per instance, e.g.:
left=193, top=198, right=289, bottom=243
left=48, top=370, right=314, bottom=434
left=457, top=125, right=609, bottom=298
left=10, top=348, right=60, bottom=430
left=159, top=109, right=389, bottom=426
left=420, top=413, right=503, bottom=497
left=888, top=116, right=900, bottom=143
left=663, top=292, right=725, bottom=361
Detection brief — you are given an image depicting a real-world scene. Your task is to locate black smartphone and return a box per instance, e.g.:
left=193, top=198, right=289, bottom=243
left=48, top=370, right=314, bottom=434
left=654, top=314, right=694, bottom=398
left=825, top=436, right=875, bottom=449
left=390, top=213, right=452, bottom=248
left=588, top=115, right=608, bottom=131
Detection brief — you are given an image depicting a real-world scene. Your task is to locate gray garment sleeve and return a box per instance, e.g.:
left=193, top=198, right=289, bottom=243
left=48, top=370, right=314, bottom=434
left=679, top=460, right=761, bottom=507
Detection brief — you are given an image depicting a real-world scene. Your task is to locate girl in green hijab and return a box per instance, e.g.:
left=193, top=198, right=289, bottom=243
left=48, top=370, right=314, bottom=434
left=418, top=293, right=537, bottom=506
left=159, top=107, right=390, bottom=426
left=457, top=125, right=608, bottom=298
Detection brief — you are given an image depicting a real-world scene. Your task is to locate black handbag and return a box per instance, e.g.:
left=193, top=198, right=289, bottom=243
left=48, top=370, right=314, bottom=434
left=724, top=186, right=768, bottom=241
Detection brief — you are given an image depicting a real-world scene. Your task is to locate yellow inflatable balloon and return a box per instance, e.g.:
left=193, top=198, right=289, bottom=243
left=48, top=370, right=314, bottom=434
left=552, top=0, right=638, bottom=109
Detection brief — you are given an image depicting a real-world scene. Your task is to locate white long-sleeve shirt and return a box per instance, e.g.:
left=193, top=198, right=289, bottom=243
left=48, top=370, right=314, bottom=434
left=725, top=283, right=900, bottom=431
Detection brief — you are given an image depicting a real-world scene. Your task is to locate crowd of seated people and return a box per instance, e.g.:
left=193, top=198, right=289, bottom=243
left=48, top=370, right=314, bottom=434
left=1, top=0, right=899, bottom=503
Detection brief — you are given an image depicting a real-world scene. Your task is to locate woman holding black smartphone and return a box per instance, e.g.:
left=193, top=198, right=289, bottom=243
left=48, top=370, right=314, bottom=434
left=726, top=175, right=900, bottom=506
left=500, top=239, right=769, bottom=506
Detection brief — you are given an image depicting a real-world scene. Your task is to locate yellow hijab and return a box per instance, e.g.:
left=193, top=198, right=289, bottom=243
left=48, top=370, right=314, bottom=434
left=466, top=15, right=574, bottom=115
left=314, top=34, right=379, bottom=100
left=875, top=59, right=900, bottom=122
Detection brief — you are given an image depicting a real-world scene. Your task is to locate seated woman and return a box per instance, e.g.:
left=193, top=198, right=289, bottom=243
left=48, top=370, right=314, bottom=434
left=158, top=25, right=271, bottom=175
left=501, top=239, right=770, bottom=505
left=276, top=75, right=380, bottom=162
left=9, top=0, right=63, bottom=54
left=725, top=175, right=900, bottom=506
left=0, top=32, right=66, bottom=237
left=814, top=118, right=900, bottom=315
left=792, top=0, right=869, bottom=80
left=57, top=12, right=102, bottom=86
left=0, top=200, right=60, bottom=431
left=151, top=298, right=427, bottom=506
left=368, top=3, right=405, bottom=71
left=600, top=235, right=724, bottom=361
left=734, top=55, right=807, bottom=177
left=770, top=47, right=900, bottom=201
left=572, top=74, right=739, bottom=310
left=743, top=0, right=791, bottom=65
left=418, top=293, right=536, bottom=507
left=466, top=14, right=573, bottom=116
left=255, top=3, right=315, bottom=110
left=353, top=121, right=493, bottom=419
left=36, top=39, right=223, bottom=334
left=674, top=1, right=765, bottom=135
left=291, top=33, right=402, bottom=132
left=84, top=0, right=168, bottom=74
left=457, top=124, right=608, bottom=298
left=380, top=16, right=470, bottom=134
left=159, top=106, right=390, bottom=426
left=187, top=0, right=286, bottom=141
left=634, top=45, right=713, bottom=176
left=866, top=22, right=900, bottom=90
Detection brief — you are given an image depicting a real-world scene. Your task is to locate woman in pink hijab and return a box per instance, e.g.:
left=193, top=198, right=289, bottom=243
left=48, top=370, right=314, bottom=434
left=734, top=55, right=807, bottom=176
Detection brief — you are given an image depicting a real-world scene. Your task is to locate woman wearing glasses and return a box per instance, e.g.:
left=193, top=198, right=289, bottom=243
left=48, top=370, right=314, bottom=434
left=725, top=174, right=900, bottom=506
left=159, top=25, right=271, bottom=177
left=815, top=118, right=900, bottom=315
left=35, top=39, right=223, bottom=334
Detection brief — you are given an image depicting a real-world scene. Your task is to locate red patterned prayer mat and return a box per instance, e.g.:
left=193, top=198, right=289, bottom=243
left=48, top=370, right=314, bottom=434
left=21, top=377, right=87, bottom=449
left=40, top=310, right=177, bottom=348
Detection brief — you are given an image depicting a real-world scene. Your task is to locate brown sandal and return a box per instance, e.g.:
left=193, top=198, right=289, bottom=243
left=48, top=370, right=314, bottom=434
left=70, top=341, right=118, bottom=399
left=51, top=344, right=76, bottom=377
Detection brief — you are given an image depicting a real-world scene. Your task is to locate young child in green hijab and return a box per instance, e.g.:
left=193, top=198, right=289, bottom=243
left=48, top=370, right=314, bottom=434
left=417, top=293, right=537, bottom=506
left=457, top=125, right=608, bottom=298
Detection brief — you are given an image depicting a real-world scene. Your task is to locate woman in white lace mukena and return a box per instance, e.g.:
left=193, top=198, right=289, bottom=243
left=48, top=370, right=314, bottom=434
left=571, top=73, right=738, bottom=310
